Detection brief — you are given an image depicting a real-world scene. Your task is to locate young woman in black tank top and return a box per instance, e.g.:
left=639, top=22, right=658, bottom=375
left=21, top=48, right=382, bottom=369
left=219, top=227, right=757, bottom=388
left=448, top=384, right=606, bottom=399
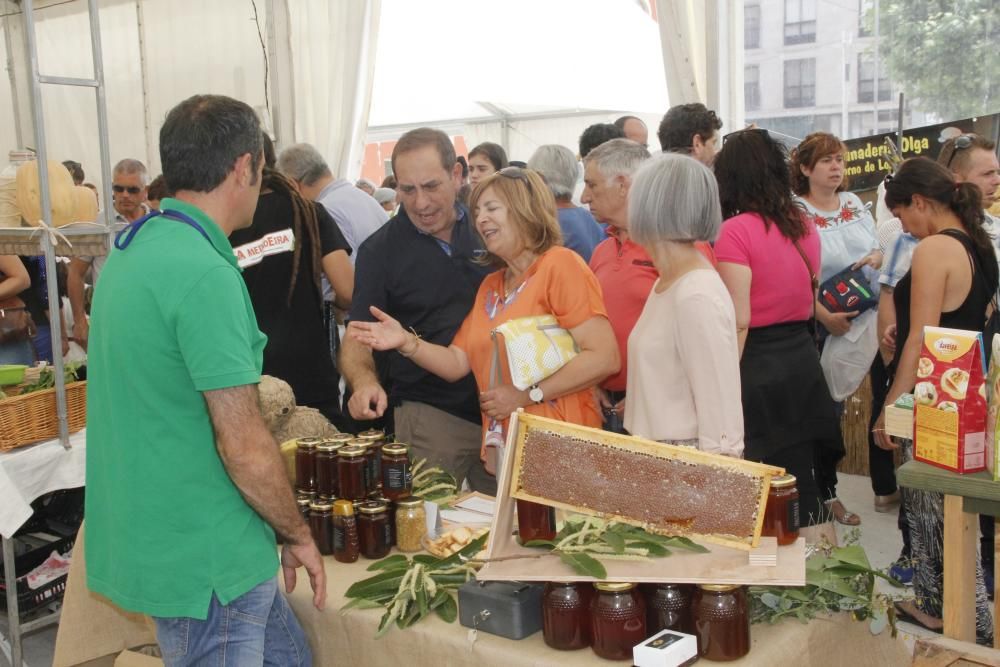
left=873, top=157, right=996, bottom=640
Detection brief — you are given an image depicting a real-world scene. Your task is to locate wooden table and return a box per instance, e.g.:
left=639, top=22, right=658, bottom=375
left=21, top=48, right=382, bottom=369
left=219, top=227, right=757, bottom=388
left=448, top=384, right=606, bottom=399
left=897, top=460, right=1000, bottom=647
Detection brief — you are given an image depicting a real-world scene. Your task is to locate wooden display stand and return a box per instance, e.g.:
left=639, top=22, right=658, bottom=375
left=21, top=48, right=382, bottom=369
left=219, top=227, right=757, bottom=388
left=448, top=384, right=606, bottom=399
left=897, top=461, right=1000, bottom=648
left=477, top=412, right=806, bottom=585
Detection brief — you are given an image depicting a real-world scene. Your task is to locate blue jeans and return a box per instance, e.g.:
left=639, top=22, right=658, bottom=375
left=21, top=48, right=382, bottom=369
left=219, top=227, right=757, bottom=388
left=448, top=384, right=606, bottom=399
left=153, top=578, right=312, bottom=667
left=0, top=340, right=34, bottom=365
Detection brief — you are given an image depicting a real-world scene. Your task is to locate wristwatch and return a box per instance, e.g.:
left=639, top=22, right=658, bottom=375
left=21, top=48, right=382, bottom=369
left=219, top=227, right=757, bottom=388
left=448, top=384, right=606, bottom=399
left=528, top=384, right=544, bottom=404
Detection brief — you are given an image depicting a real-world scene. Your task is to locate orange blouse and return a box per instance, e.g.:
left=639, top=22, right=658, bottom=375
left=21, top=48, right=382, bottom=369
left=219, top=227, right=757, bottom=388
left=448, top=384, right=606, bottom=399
left=452, top=247, right=608, bottom=455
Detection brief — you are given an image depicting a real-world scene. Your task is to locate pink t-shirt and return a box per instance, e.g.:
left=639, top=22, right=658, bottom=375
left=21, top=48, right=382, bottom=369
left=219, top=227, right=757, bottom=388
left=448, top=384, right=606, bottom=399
left=714, top=212, right=820, bottom=328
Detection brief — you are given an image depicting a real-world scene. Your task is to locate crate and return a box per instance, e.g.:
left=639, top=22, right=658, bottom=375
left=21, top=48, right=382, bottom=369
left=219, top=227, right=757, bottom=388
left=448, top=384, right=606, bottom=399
left=0, top=380, right=86, bottom=451
left=0, top=533, right=75, bottom=615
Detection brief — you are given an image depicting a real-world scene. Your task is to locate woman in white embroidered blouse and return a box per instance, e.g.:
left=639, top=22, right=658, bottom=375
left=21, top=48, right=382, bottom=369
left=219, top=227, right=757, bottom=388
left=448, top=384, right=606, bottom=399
left=623, top=153, right=744, bottom=457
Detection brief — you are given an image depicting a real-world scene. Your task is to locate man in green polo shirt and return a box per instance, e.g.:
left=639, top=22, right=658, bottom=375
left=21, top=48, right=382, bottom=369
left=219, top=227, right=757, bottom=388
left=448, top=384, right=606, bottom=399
left=86, top=94, right=325, bottom=666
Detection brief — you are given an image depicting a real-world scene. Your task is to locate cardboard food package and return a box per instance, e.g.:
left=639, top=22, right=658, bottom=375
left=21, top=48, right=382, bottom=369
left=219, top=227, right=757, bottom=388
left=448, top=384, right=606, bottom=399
left=913, top=327, right=987, bottom=473
left=985, top=334, right=1000, bottom=480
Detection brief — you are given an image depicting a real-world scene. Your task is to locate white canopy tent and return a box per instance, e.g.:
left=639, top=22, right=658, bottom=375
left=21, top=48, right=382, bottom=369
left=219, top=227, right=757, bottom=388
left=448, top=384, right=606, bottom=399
left=0, top=0, right=742, bottom=190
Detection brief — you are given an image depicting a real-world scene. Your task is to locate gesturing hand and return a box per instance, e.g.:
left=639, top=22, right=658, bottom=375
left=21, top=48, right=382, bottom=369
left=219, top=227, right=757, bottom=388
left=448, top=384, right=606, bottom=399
left=347, top=306, right=410, bottom=352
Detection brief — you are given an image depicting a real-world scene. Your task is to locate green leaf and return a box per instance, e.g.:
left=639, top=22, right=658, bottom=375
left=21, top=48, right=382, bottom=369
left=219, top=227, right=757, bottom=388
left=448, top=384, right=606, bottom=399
left=340, top=597, right=387, bottom=614
left=375, top=609, right=397, bottom=638
left=435, top=533, right=488, bottom=569
left=434, top=593, right=458, bottom=623
left=345, top=570, right=406, bottom=599
left=559, top=551, right=607, bottom=579
left=412, top=555, right=439, bottom=566
left=830, top=545, right=872, bottom=570
left=783, top=588, right=812, bottom=602
left=523, top=539, right=557, bottom=549
left=397, top=600, right=424, bottom=629
left=662, top=536, right=709, bottom=553
left=602, top=531, right=626, bottom=554
left=416, top=587, right=429, bottom=616
left=429, top=589, right=451, bottom=609
left=759, top=592, right=782, bottom=609
left=626, top=540, right=669, bottom=557
left=366, top=554, right=410, bottom=572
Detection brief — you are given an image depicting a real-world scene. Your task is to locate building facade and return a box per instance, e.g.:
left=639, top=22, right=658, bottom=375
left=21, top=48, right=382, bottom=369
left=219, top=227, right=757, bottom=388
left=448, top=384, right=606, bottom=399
left=742, top=0, right=923, bottom=141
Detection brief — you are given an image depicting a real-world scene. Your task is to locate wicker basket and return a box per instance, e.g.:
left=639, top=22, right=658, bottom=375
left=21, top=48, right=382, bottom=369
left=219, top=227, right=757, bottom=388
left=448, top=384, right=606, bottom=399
left=0, top=381, right=86, bottom=451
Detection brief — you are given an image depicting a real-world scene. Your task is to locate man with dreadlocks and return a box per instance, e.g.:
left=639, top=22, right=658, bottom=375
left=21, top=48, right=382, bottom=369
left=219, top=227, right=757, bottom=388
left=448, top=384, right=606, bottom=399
left=230, top=135, right=354, bottom=430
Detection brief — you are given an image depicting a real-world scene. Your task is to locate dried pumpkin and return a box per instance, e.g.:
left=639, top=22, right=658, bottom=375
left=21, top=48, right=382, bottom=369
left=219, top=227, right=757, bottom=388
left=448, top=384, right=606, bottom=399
left=71, top=185, right=98, bottom=223
left=15, top=160, right=75, bottom=227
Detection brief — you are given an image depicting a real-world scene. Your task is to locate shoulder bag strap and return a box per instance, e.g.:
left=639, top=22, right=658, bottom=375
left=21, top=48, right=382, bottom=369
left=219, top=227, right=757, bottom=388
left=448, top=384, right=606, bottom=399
left=791, top=237, right=819, bottom=325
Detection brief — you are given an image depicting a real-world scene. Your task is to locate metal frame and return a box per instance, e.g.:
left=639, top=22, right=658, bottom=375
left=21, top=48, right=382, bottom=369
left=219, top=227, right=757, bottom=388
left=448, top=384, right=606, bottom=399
left=1, top=0, right=112, bottom=664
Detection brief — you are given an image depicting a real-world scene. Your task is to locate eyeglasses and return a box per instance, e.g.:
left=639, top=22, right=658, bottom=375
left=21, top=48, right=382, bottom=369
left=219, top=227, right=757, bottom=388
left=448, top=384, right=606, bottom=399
left=495, top=166, right=533, bottom=194
left=945, top=134, right=977, bottom=169
left=112, top=185, right=143, bottom=195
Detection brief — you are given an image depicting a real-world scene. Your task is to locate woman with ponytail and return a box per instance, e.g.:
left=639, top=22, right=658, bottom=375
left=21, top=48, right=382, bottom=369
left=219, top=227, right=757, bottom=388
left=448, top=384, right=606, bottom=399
left=873, top=157, right=996, bottom=639
left=230, top=135, right=355, bottom=429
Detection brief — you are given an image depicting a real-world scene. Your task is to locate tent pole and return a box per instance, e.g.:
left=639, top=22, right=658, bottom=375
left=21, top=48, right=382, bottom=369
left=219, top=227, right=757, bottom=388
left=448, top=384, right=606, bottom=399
left=2, top=14, right=24, bottom=149
left=265, top=0, right=281, bottom=146
left=135, top=0, right=155, bottom=167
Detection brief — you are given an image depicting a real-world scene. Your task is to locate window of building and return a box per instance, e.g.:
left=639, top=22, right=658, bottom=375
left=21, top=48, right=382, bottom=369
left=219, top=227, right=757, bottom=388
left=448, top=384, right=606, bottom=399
left=784, top=0, right=816, bottom=45
left=857, top=54, right=892, bottom=103
left=848, top=110, right=899, bottom=138
left=858, top=0, right=874, bottom=37
left=744, top=65, right=761, bottom=111
left=744, top=114, right=842, bottom=142
left=784, top=58, right=815, bottom=108
left=745, top=5, right=761, bottom=49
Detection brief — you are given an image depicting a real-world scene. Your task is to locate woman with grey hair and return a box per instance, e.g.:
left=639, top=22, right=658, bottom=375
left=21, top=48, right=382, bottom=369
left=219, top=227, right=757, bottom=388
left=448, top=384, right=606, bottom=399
left=623, top=153, right=744, bottom=456
left=528, top=144, right=604, bottom=262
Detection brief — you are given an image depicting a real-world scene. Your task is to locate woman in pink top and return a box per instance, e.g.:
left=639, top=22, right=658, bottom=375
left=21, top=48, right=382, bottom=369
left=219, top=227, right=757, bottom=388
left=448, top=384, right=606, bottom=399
left=624, top=153, right=743, bottom=456
left=714, top=129, right=843, bottom=542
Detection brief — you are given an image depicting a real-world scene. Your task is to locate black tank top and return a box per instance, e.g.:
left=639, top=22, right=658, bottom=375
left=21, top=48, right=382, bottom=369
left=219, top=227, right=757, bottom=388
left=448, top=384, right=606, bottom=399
left=891, top=229, right=998, bottom=374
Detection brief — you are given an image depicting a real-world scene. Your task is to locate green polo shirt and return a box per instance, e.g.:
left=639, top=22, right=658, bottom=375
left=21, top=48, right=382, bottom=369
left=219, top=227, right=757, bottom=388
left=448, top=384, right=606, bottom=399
left=85, top=198, right=276, bottom=619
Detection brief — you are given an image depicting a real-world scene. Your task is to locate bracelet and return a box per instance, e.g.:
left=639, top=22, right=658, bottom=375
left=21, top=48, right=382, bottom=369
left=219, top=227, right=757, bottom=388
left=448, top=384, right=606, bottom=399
left=399, top=328, right=421, bottom=358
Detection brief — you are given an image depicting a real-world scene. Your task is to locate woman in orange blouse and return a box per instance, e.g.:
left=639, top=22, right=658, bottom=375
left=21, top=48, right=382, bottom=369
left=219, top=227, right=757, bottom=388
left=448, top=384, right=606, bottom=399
left=348, top=167, right=619, bottom=468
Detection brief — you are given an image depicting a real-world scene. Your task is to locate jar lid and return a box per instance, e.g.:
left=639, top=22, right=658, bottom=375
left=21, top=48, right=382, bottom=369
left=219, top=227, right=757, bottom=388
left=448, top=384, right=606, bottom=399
left=593, top=582, right=635, bottom=592
left=324, top=434, right=355, bottom=444
left=347, top=438, right=370, bottom=448
left=698, top=584, right=741, bottom=592
left=770, top=474, right=797, bottom=489
left=294, top=488, right=314, bottom=497
left=333, top=499, right=355, bottom=516
left=297, top=437, right=322, bottom=449
left=309, top=501, right=333, bottom=511
left=317, top=441, right=344, bottom=453
left=359, top=501, right=388, bottom=515
left=382, top=443, right=409, bottom=456
left=296, top=497, right=312, bottom=507
left=339, top=446, right=366, bottom=458
left=358, top=429, right=385, bottom=441
left=395, top=497, right=425, bottom=508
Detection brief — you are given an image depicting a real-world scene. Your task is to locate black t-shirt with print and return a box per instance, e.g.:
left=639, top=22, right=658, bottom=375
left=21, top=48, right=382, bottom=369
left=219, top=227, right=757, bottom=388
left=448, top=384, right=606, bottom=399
left=230, top=191, right=351, bottom=411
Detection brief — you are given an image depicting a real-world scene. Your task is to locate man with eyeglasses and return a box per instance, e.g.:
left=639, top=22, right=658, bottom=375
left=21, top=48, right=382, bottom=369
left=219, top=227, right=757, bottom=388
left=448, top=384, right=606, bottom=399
left=656, top=103, right=723, bottom=166
left=67, top=158, right=151, bottom=349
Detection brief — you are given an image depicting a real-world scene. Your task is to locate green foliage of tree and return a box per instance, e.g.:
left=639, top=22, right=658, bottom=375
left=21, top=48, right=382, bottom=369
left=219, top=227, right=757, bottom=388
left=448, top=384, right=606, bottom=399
left=870, top=0, right=999, bottom=120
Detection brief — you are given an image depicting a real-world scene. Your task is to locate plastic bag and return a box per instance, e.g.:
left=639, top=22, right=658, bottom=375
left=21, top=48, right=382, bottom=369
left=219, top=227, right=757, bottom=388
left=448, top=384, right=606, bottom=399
left=821, top=309, right=879, bottom=401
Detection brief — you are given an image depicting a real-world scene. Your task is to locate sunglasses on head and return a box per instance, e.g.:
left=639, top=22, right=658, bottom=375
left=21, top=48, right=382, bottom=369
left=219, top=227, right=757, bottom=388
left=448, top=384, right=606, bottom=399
left=112, top=184, right=143, bottom=195
left=945, top=134, right=977, bottom=169
left=495, top=166, right=534, bottom=194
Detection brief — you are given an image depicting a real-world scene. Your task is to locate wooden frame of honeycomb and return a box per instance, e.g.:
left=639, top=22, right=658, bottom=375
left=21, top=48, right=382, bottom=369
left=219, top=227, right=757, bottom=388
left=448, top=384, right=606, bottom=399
left=507, top=412, right=783, bottom=550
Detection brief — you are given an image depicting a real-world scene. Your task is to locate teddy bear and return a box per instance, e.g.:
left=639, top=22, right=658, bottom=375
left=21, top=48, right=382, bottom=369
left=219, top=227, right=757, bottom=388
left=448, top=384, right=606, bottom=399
left=258, top=374, right=340, bottom=443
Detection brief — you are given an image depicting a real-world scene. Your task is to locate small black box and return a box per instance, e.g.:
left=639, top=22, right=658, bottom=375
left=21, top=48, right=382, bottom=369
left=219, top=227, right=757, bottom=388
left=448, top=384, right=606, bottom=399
left=458, top=580, right=544, bottom=640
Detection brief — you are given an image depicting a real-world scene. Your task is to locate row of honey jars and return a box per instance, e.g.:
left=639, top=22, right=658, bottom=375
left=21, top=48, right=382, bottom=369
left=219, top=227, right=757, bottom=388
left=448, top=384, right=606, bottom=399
left=542, top=582, right=749, bottom=661
left=296, top=434, right=411, bottom=501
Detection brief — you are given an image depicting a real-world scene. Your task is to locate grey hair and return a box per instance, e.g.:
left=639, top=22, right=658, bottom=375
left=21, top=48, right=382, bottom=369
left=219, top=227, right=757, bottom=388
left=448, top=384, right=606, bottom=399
left=629, top=152, right=721, bottom=245
left=113, top=158, right=149, bottom=185
left=527, top=144, right=579, bottom=200
left=276, top=143, right=332, bottom=186
left=583, top=138, right=650, bottom=182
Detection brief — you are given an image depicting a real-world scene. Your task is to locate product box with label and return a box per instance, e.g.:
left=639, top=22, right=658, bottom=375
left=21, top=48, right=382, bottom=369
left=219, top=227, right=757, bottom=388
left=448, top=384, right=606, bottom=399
left=913, top=326, right=987, bottom=473
left=633, top=629, right=699, bottom=667
left=985, top=334, right=1000, bottom=480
